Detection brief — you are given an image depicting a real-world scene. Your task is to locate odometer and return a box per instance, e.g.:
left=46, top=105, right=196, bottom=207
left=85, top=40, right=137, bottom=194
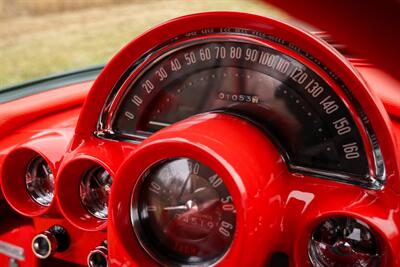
left=110, top=36, right=372, bottom=185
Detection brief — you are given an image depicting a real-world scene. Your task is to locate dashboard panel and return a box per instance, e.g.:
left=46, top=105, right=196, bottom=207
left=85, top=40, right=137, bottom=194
left=0, top=10, right=400, bottom=267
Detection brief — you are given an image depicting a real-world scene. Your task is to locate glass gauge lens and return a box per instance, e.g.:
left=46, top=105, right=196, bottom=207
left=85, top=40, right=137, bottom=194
left=25, top=156, right=54, bottom=206
left=80, top=166, right=113, bottom=219
left=309, top=217, right=381, bottom=267
left=132, top=158, right=236, bottom=266
left=112, top=38, right=371, bottom=183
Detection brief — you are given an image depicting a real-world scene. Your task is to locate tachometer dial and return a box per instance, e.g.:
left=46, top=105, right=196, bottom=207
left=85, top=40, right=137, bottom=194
left=131, top=158, right=236, bottom=266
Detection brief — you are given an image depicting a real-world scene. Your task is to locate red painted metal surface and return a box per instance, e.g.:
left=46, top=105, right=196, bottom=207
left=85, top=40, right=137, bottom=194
left=109, top=113, right=287, bottom=266
left=108, top=113, right=400, bottom=266
left=0, top=82, right=108, bottom=266
left=0, top=8, right=399, bottom=267
left=0, top=205, right=38, bottom=267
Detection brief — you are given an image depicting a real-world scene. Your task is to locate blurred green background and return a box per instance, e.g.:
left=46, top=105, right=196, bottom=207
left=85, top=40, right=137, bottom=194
left=0, top=0, right=286, bottom=89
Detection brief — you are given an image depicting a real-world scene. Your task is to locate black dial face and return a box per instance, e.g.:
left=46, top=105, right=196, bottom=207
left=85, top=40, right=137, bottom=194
left=309, top=217, right=381, bottom=267
left=112, top=38, right=371, bottom=183
left=131, top=158, right=236, bottom=266
left=25, top=156, right=54, bottom=207
left=79, top=166, right=112, bottom=219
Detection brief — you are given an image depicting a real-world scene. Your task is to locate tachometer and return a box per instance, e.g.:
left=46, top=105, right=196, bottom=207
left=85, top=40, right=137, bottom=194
left=131, top=158, right=235, bottom=266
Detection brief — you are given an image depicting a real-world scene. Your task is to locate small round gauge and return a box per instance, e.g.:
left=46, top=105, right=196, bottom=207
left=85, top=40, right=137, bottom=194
left=79, top=166, right=113, bottom=219
left=131, top=158, right=236, bottom=266
left=309, top=217, right=381, bottom=267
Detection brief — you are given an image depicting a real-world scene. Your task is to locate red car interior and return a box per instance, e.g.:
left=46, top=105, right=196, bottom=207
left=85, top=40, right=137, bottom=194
left=1, top=2, right=400, bottom=267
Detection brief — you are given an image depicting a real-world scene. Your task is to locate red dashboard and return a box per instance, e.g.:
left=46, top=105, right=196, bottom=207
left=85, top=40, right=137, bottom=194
left=1, top=8, right=400, bottom=267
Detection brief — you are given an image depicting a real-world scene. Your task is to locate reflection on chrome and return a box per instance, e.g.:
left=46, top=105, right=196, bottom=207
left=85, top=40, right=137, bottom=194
left=25, top=156, right=54, bottom=206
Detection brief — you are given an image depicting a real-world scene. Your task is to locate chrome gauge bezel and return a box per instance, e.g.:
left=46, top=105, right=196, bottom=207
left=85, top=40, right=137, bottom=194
left=79, top=165, right=113, bottom=220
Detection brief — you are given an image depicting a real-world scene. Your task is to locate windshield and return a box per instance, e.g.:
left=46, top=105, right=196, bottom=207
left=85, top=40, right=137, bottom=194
left=0, top=0, right=286, bottom=90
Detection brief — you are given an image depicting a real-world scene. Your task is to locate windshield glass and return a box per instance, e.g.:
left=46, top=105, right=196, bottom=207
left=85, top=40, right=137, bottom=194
left=0, top=0, right=286, bottom=90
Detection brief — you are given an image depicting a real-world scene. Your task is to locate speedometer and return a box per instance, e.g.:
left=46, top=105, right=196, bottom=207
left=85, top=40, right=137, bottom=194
left=96, top=14, right=385, bottom=189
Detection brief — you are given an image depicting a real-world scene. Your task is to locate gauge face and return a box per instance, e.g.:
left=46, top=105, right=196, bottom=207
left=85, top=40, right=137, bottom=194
left=131, top=158, right=236, bottom=265
left=79, top=166, right=112, bottom=219
left=111, top=37, right=371, bottom=182
left=309, top=217, right=381, bottom=267
left=25, top=156, right=54, bottom=206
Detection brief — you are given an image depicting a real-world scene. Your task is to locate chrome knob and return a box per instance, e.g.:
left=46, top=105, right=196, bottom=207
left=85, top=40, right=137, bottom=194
left=32, top=225, right=69, bottom=259
left=87, top=241, right=108, bottom=267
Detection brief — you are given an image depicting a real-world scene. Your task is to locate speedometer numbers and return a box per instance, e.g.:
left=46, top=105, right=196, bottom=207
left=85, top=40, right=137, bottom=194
left=131, top=158, right=235, bottom=266
left=111, top=36, right=374, bottom=186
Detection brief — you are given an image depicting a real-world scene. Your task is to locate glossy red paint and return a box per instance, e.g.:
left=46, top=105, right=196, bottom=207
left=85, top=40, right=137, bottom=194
left=2, top=146, right=62, bottom=217
left=0, top=82, right=88, bottom=218
left=0, top=207, right=38, bottom=267
left=109, top=113, right=287, bottom=266
left=0, top=9, right=399, bottom=267
left=0, top=82, right=108, bottom=266
left=354, top=65, right=400, bottom=120
left=285, top=174, right=400, bottom=266
left=0, top=81, right=90, bottom=141
left=56, top=131, right=137, bottom=232
left=108, top=113, right=400, bottom=266
left=57, top=157, right=113, bottom=231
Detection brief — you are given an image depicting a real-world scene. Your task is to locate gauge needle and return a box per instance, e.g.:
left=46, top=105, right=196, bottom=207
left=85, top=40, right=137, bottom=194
left=177, top=173, right=192, bottom=201
left=163, top=200, right=198, bottom=211
left=193, top=187, right=206, bottom=194
left=163, top=205, right=188, bottom=211
left=190, top=173, right=195, bottom=194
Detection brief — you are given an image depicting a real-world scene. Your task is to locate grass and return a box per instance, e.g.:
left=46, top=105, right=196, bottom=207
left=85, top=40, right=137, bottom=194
left=0, top=0, right=287, bottom=89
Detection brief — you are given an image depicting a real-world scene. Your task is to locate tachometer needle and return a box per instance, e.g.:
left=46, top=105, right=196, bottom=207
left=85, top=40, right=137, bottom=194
left=193, top=187, right=206, bottom=194
left=163, top=200, right=198, bottom=211
left=163, top=205, right=188, bottom=211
